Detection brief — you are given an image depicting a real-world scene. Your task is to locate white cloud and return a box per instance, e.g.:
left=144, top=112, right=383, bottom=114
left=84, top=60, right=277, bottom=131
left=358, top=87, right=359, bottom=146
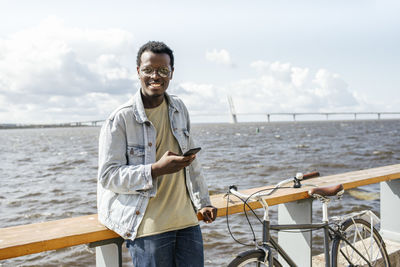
left=0, top=19, right=382, bottom=124
left=0, top=17, right=138, bottom=123
left=205, top=49, right=233, bottom=66
left=170, top=82, right=227, bottom=113
left=291, top=67, right=309, bottom=88
left=237, top=61, right=359, bottom=113
left=311, top=69, right=357, bottom=108
left=173, top=61, right=364, bottom=120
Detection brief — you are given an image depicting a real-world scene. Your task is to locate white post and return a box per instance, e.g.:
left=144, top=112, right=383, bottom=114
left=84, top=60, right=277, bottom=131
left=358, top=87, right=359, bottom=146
left=380, top=179, right=400, bottom=242
left=278, top=199, right=312, bottom=267
left=90, top=238, right=123, bottom=267
left=96, top=244, right=120, bottom=267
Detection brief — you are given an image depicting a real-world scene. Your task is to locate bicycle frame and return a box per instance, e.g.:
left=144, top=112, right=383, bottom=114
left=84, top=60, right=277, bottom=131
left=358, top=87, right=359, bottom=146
left=230, top=187, right=374, bottom=267
left=264, top=222, right=376, bottom=267
left=244, top=192, right=332, bottom=266
left=264, top=222, right=332, bottom=267
left=227, top=172, right=387, bottom=267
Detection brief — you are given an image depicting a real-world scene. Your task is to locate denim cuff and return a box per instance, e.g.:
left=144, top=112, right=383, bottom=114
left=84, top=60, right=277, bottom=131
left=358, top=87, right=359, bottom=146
left=143, top=163, right=153, bottom=189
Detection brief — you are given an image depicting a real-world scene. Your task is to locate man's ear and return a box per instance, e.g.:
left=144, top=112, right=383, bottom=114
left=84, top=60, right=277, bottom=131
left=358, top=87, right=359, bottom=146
left=170, top=67, right=174, bottom=79
left=136, top=66, right=140, bottom=76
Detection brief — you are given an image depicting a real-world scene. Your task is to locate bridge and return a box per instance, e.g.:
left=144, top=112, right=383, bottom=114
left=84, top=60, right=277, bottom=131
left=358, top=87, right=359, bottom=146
left=186, top=111, right=400, bottom=123
left=233, top=111, right=400, bottom=122
left=2, top=112, right=400, bottom=129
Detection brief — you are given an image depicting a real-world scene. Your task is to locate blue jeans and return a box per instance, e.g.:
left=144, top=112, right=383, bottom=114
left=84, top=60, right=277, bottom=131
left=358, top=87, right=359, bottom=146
left=126, top=225, right=204, bottom=267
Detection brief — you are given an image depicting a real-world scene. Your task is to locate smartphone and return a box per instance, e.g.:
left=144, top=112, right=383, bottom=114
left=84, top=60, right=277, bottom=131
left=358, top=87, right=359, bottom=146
left=183, top=147, right=201, bottom=156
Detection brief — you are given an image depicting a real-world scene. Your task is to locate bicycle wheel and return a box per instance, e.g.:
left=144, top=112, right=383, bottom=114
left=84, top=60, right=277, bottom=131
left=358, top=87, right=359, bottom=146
left=227, top=249, right=282, bottom=267
left=331, top=218, right=390, bottom=267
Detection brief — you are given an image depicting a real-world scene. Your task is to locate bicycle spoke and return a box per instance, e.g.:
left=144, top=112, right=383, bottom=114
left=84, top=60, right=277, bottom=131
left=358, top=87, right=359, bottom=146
left=353, top=220, right=372, bottom=263
left=332, top=218, right=389, bottom=267
left=339, top=247, right=354, bottom=266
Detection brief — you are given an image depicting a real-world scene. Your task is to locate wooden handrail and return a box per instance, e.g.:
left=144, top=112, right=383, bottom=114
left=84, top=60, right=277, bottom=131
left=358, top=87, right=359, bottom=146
left=1, top=164, right=400, bottom=260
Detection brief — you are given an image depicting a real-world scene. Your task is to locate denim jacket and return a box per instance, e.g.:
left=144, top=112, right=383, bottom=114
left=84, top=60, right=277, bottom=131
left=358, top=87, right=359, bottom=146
left=97, top=90, right=212, bottom=240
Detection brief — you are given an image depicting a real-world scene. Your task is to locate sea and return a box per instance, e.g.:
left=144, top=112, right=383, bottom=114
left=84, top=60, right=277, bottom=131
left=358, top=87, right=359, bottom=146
left=1, top=119, right=399, bottom=266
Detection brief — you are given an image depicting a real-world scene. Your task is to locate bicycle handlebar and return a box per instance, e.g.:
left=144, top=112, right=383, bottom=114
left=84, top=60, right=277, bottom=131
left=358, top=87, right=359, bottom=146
left=302, top=171, right=320, bottom=180
left=229, top=171, right=320, bottom=201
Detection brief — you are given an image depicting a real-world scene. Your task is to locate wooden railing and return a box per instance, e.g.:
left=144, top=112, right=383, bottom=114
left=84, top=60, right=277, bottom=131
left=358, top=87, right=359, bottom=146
left=1, top=164, right=400, bottom=266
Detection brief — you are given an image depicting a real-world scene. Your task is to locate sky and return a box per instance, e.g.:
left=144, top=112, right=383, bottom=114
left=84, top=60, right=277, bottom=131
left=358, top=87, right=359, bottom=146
left=0, top=0, right=399, bottom=124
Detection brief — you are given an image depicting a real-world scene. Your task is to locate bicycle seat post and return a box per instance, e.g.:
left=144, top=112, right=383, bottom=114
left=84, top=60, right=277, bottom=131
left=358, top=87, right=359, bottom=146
left=308, top=184, right=344, bottom=223
left=321, top=197, right=330, bottom=223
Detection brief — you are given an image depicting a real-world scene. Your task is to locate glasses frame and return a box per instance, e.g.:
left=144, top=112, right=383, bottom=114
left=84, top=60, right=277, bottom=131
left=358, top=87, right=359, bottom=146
left=139, top=66, right=172, bottom=78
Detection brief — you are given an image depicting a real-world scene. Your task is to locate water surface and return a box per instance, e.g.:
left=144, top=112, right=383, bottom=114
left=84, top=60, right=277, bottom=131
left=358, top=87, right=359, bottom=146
left=1, top=120, right=399, bottom=266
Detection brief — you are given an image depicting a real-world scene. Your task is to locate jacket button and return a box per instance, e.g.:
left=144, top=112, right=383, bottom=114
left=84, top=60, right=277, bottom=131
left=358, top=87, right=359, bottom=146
left=135, top=210, right=140, bottom=215
left=144, top=121, right=151, bottom=126
left=125, top=232, right=132, bottom=237
left=148, top=142, right=152, bottom=147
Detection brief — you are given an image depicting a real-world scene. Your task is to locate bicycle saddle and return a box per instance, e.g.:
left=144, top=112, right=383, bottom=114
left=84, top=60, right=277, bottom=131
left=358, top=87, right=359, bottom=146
left=308, top=184, right=344, bottom=197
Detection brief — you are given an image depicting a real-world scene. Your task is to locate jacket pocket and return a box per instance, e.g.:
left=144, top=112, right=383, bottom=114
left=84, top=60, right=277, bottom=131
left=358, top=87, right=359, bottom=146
left=127, top=145, right=145, bottom=165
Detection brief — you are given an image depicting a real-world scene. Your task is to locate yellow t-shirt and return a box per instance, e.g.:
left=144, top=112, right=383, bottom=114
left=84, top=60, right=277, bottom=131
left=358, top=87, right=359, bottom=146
left=136, top=99, right=198, bottom=237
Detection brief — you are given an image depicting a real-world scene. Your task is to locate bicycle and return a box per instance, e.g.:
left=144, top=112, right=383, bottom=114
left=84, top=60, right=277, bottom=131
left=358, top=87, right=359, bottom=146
left=225, top=172, right=391, bottom=267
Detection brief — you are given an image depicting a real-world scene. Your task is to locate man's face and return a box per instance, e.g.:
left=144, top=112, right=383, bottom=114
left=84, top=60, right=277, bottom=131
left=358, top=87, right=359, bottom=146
left=137, top=51, right=173, bottom=99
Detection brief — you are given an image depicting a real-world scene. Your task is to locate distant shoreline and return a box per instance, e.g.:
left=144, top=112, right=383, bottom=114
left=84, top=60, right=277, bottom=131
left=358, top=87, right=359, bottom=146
left=2, top=118, right=400, bottom=130
left=0, top=124, right=96, bottom=130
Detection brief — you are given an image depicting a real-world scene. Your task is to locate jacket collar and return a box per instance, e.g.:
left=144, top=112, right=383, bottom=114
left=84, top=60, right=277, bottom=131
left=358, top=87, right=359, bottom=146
left=132, top=89, right=178, bottom=124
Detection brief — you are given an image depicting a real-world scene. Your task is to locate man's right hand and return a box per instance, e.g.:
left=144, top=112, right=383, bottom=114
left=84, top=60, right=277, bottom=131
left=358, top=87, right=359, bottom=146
left=151, top=151, right=195, bottom=178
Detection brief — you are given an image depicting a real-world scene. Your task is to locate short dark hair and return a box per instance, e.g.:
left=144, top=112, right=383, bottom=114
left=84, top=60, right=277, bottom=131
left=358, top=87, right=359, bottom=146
left=136, top=41, right=174, bottom=68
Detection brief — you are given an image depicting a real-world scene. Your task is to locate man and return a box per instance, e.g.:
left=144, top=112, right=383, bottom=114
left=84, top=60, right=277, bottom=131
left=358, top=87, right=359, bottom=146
left=97, top=41, right=217, bottom=267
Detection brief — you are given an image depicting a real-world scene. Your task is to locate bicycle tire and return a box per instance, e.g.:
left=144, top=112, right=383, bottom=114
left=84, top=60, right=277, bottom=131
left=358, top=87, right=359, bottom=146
left=227, top=249, right=282, bottom=267
left=331, top=218, right=390, bottom=267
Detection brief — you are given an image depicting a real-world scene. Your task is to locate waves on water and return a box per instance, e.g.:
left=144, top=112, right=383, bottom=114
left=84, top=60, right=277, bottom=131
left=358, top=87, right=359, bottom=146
left=1, top=120, right=399, bottom=266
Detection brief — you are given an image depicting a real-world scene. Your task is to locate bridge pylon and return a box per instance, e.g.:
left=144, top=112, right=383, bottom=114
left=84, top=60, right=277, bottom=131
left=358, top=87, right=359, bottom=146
left=227, top=95, right=237, bottom=124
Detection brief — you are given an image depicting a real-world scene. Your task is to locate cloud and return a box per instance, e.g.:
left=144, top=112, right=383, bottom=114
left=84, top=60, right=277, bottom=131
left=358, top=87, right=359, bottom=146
left=311, top=69, right=357, bottom=108
left=0, top=19, right=373, bottom=124
left=233, top=61, right=360, bottom=113
left=170, top=82, right=227, bottom=113
left=205, top=49, right=234, bottom=66
left=0, top=17, right=138, bottom=123
left=173, top=61, right=362, bottom=119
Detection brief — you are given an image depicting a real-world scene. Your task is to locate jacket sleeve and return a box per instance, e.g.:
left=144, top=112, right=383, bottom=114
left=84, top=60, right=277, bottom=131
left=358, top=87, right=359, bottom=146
left=183, top=103, right=212, bottom=210
left=97, top=113, right=153, bottom=194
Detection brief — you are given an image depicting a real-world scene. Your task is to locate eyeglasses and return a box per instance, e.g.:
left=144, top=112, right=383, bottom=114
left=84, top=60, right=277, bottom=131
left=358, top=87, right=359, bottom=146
left=139, top=66, right=171, bottom=78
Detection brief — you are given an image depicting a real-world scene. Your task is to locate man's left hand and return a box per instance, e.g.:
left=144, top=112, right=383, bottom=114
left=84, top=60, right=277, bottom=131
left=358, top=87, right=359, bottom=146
left=199, top=206, right=217, bottom=223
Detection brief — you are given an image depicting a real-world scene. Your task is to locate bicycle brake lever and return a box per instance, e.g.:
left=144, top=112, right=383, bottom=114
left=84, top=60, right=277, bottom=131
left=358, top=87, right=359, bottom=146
left=224, top=185, right=238, bottom=198
left=229, top=185, right=238, bottom=191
